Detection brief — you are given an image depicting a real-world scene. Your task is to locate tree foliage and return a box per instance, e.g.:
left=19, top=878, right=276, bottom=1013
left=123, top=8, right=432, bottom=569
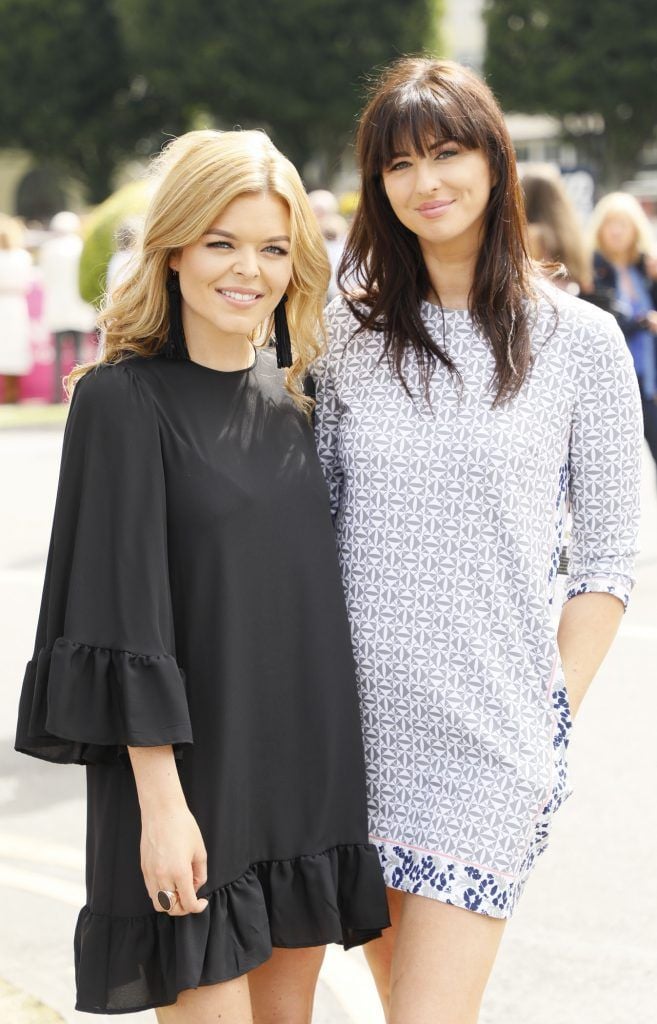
left=116, top=0, right=436, bottom=178
left=484, top=0, right=657, bottom=185
left=0, top=0, right=166, bottom=202
left=0, top=0, right=437, bottom=204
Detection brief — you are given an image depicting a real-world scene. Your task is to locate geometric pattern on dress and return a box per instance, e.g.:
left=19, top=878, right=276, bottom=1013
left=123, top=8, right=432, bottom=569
left=374, top=680, right=573, bottom=918
left=312, top=287, right=641, bottom=915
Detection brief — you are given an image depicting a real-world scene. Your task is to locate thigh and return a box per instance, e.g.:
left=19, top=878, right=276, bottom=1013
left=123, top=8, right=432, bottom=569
left=155, top=974, right=253, bottom=1024
left=249, top=945, right=326, bottom=1024
left=389, top=892, right=506, bottom=1024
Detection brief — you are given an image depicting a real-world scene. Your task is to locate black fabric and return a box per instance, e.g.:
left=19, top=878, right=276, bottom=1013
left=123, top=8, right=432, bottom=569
left=16, top=352, right=389, bottom=1013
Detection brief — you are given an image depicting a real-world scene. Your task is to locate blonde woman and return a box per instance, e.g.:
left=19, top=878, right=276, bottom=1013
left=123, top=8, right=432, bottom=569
left=15, top=130, right=389, bottom=1022
left=590, top=191, right=657, bottom=479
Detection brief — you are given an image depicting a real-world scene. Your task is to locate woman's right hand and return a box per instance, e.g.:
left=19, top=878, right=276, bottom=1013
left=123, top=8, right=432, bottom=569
left=127, top=745, right=209, bottom=916
left=140, top=801, right=209, bottom=916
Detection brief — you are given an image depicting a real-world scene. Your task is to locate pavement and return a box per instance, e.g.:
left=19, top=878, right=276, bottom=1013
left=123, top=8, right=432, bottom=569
left=1, top=409, right=656, bottom=1023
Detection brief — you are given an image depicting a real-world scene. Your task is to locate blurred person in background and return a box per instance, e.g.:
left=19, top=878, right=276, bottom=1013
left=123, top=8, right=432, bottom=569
left=309, top=189, right=347, bottom=298
left=39, top=211, right=96, bottom=402
left=106, top=216, right=142, bottom=295
left=522, top=165, right=592, bottom=295
left=590, top=191, right=657, bottom=482
left=0, top=214, right=33, bottom=403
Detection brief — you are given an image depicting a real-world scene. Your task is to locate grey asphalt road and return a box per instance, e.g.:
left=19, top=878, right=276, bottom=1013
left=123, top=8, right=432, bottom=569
left=1, top=424, right=656, bottom=1024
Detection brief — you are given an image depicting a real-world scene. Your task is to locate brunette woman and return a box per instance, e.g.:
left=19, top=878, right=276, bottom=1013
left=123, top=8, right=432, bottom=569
left=312, top=59, right=642, bottom=1024
left=15, top=129, right=389, bottom=1022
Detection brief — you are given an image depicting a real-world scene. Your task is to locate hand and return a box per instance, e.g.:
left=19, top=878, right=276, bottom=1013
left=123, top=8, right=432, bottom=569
left=140, top=802, right=209, bottom=916
left=645, top=255, right=657, bottom=281
left=645, top=310, right=657, bottom=332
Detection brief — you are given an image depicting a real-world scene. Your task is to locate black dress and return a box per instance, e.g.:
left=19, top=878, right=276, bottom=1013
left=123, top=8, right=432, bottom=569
left=15, top=350, right=389, bottom=1014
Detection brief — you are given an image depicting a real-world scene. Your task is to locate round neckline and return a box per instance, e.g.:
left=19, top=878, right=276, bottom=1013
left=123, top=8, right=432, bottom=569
left=421, top=299, right=472, bottom=317
left=186, top=345, right=259, bottom=376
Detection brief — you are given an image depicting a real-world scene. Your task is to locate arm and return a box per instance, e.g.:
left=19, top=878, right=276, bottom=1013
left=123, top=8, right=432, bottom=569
left=128, top=745, right=208, bottom=916
left=560, top=313, right=642, bottom=713
left=556, top=593, right=623, bottom=717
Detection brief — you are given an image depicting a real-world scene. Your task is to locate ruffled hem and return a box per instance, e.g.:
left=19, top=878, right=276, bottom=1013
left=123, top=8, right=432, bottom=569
left=74, top=843, right=390, bottom=1014
left=15, top=638, right=193, bottom=765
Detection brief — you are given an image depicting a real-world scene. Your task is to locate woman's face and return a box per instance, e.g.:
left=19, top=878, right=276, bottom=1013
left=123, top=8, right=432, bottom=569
left=599, top=213, right=637, bottom=260
left=169, top=192, right=292, bottom=345
left=382, top=138, right=493, bottom=255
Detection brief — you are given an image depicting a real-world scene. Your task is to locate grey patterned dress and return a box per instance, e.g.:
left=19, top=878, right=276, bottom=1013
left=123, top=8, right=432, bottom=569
left=312, top=287, right=642, bottom=918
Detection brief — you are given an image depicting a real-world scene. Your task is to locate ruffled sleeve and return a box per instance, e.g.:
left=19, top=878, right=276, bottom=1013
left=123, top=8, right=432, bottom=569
left=15, top=362, right=193, bottom=764
left=564, top=313, right=643, bottom=609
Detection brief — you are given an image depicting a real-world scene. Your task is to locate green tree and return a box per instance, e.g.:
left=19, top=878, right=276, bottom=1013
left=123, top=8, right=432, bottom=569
left=116, top=0, right=438, bottom=180
left=0, top=0, right=172, bottom=202
left=484, top=0, right=657, bottom=186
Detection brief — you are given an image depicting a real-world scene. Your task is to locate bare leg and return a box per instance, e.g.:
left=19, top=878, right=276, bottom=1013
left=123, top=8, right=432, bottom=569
left=155, top=974, right=253, bottom=1023
left=365, top=888, right=505, bottom=1024
left=249, top=946, right=326, bottom=1024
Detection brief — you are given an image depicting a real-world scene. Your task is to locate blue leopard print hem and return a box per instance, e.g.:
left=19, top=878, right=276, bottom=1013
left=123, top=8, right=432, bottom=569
left=374, top=685, right=574, bottom=920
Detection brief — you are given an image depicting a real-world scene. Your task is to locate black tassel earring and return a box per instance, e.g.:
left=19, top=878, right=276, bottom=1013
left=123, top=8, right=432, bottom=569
left=165, top=270, right=189, bottom=360
left=273, top=294, right=293, bottom=368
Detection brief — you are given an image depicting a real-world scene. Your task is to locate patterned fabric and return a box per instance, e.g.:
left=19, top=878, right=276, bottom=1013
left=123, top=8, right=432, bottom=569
left=312, top=287, right=642, bottom=917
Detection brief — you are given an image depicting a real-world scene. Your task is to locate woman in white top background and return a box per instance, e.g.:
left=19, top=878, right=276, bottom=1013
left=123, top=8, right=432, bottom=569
left=0, top=214, right=33, bottom=403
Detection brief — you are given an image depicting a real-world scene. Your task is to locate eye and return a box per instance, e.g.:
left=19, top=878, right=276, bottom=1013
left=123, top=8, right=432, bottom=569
left=388, top=159, right=412, bottom=172
left=435, top=147, right=459, bottom=160
left=206, top=240, right=233, bottom=249
left=264, top=245, right=289, bottom=256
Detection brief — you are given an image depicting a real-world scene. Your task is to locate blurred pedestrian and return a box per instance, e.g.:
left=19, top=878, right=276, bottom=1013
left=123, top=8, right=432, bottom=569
left=39, top=211, right=95, bottom=402
left=309, top=189, right=348, bottom=298
left=106, top=216, right=142, bottom=296
left=15, top=129, right=388, bottom=1021
left=522, top=165, right=591, bottom=294
left=313, top=58, right=642, bottom=1024
left=0, top=214, right=32, bottom=403
left=590, top=191, right=657, bottom=479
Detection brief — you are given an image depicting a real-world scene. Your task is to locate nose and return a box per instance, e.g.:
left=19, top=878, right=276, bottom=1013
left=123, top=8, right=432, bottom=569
left=415, top=157, right=441, bottom=196
left=233, top=247, right=260, bottom=279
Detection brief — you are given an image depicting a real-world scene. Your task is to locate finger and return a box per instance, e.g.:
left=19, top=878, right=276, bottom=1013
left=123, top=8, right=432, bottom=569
left=169, top=870, right=207, bottom=916
left=192, top=851, right=208, bottom=891
left=152, top=884, right=177, bottom=914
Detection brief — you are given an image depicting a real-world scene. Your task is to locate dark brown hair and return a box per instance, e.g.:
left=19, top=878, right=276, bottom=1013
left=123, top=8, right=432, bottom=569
left=339, top=57, right=540, bottom=405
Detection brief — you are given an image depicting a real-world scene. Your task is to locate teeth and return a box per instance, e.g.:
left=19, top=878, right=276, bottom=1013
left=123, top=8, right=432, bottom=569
left=220, top=290, right=259, bottom=302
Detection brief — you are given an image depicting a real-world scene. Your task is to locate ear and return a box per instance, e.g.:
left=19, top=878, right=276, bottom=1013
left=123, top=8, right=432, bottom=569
left=168, top=252, right=181, bottom=272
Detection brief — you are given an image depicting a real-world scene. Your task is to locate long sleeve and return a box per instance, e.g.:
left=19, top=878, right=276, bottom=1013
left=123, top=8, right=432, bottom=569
left=311, top=307, right=346, bottom=523
left=565, top=314, right=643, bottom=608
left=15, top=362, right=192, bottom=764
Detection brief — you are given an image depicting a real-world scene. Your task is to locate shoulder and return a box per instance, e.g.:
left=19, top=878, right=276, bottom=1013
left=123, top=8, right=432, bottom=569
left=70, top=358, right=158, bottom=426
left=534, top=279, right=622, bottom=342
left=324, top=293, right=368, bottom=339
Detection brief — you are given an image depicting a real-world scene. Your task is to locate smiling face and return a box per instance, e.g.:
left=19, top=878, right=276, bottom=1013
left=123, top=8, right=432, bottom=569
left=169, top=191, right=292, bottom=349
left=382, top=139, right=493, bottom=258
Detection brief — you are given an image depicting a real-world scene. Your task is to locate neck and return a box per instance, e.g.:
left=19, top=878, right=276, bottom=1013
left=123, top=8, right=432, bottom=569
left=420, top=236, right=480, bottom=310
left=183, top=313, right=254, bottom=372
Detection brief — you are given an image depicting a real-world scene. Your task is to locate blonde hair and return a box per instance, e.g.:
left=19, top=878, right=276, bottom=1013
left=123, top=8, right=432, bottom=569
left=589, top=191, right=656, bottom=264
left=68, top=130, right=330, bottom=411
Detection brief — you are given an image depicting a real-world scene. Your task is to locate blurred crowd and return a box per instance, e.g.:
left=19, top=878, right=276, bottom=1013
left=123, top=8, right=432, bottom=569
left=1, top=175, right=657, bottom=479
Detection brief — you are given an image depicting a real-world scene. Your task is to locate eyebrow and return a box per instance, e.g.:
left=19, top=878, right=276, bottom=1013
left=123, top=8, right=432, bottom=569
left=388, top=140, right=453, bottom=160
left=204, top=228, right=291, bottom=243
